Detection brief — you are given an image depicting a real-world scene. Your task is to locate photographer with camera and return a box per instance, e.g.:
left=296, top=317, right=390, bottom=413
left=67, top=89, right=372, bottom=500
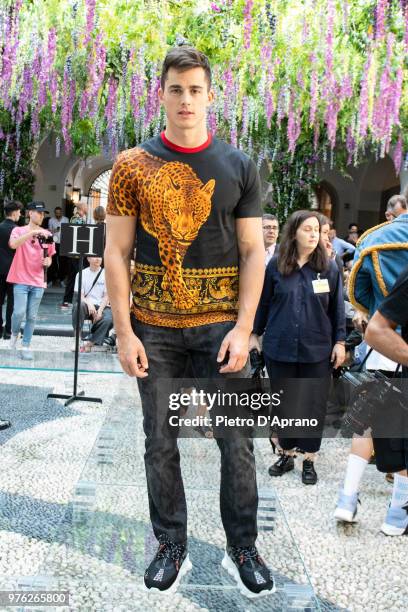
left=364, top=268, right=408, bottom=535
left=7, top=201, right=55, bottom=360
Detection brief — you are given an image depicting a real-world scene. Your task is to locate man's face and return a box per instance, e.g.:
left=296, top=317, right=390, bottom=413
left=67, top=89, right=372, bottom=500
left=329, top=228, right=336, bottom=240
left=349, top=224, right=358, bottom=233
left=29, top=210, right=44, bottom=226
left=10, top=209, right=21, bottom=222
left=391, top=203, right=405, bottom=218
left=262, top=219, right=279, bottom=247
left=158, top=67, right=214, bottom=132
left=88, top=257, right=102, bottom=269
left=55, top=208, right=62, bottom=219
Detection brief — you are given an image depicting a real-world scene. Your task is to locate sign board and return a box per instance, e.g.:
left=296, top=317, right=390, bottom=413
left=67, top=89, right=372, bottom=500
left=60, top=223, right=105, bottom=258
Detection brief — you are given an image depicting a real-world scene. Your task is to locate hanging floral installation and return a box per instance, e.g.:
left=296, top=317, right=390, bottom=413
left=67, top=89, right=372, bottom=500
left=0, top=0, right=407, bottom=217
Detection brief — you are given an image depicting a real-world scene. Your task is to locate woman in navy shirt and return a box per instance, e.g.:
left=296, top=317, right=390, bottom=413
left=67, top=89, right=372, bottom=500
left=251, top=210, right=346, bottom=484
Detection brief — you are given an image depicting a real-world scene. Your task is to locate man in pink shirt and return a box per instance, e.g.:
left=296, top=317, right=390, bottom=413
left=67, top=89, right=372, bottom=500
left=7, top=201, right=55, bottom=360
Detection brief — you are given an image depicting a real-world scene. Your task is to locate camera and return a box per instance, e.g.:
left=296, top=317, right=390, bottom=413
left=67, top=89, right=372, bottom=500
left=340, top=370, right=407, bottom=437
left=37, top=234, right=54, bottom=245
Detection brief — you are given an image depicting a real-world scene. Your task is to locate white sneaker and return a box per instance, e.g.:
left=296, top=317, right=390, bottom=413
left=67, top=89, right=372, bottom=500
left=19, top=345, right=34, bottom=361
left=9, top=334, right=19, bottom=350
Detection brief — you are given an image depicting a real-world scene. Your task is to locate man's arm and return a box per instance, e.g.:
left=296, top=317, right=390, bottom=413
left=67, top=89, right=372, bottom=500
left=365, top=311, right=408, bottom=366
left=9, top=227, right=47, bottom=249
left=104, top=215, right=148, bottom=377
left=218, top=217, right=265, bottom=373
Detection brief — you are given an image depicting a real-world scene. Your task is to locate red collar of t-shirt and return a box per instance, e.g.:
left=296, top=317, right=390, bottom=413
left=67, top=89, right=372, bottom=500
left=160, top=131, right=212, bottom=153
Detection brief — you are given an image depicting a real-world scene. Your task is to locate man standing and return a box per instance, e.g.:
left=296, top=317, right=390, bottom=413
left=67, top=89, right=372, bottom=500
left=365, top=268, right=408, bottom=536
left=262, top=213, right=279, bottom=266
left=334, top=197, right=408, bottom=525
left=105, top=47, right=273, bottom=597
left=7, top=201, right=55, bottom=360
left=48, top=206, right=69, bottom=286
left=61, top=202, right=88, bottom=308
left=0, top=201, right=22, bottom=340
left=329, top=223, right=356, bottom=258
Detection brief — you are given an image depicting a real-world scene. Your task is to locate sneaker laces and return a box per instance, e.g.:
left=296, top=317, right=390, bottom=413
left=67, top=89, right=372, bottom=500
left=231, top=545, right=263, bottom=566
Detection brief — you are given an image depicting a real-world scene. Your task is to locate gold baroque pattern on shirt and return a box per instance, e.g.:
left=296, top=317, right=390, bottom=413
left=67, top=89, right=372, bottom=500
left=131, top=264, right=239, bottom=314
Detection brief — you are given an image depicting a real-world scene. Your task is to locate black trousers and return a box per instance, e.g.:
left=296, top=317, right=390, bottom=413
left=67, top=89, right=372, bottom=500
left=132, top=318, right=258, bottom=546
left=0, top=274, right=13, bottom=334
left=49, top=244, right=69, bottom=283
left=72, top=301, right=113, bottom=345
left=265, top=358, right=331, bottom=454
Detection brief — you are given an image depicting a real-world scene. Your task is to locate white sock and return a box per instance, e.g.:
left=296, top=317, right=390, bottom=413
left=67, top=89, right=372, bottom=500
left=342, top=454, right=368, bottom=496
left=390, top=474, right=408, bottom=509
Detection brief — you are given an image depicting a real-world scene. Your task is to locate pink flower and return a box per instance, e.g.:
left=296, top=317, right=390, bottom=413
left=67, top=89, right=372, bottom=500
left=243, top=0, right=254, bottom=50
left=393, top=133, right=403, bottom=175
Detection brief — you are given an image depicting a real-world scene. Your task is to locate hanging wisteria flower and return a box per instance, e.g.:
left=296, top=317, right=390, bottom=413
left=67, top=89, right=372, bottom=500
left=243, top=0, right=254, bottom=49
left=375, top=0, right=387, bottom=40
left=83, top=0, right=96, bottom=46
left=392, top=133, right=403, bottom=175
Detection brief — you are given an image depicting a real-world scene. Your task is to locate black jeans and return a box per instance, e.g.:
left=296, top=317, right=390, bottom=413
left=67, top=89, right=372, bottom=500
left=0, top=274, right=13, bottom=334
left=132, top=318, right=258, bottom=546
left=265, top=358, right=331, bottom=454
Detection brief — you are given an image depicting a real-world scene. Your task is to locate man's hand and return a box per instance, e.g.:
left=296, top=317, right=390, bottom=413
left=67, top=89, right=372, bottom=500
left=43, top=256, right=52, bottom=267
left=331, top=343, right=346, bottom=369
left=31, top=228, right=48, bottom=237
left=353, top=309, right=368, bottom=333
left=217, top=325, right=250, bottom=373
left=94, top=308, right=103, bottom=322
left=117, top=333, right=149, bottom=377
left=249, top=333, right=261, bottom=352
left=86, top=301, right=96, bottom=318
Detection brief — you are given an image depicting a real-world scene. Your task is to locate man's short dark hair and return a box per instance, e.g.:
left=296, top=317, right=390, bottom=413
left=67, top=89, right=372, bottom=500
left=262, top=213, right=278, bottom=223
left=4, top=200, right=22, bottom=216
left=387, top=194, right=407, bottom=212
left=54, top=206, right=62, bottom=212
left=161, top=46, right=212, bottom=90
left=348, top=222, right=358, bottom=230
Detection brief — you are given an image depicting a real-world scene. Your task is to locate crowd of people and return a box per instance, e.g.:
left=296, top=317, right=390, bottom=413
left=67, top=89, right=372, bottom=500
left=0, top=44, right=407, bottom=600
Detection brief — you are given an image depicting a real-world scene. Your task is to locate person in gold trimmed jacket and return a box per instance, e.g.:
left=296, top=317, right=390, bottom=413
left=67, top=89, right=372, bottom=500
left=334, top=193, right=408, bottom=530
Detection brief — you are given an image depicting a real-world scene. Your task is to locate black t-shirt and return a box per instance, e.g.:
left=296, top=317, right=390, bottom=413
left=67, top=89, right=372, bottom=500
left=0, top=218, right=17, bottom=275
left=379, top=266, right=408, bottom=374
left=107, top=133, right=261, bottom=327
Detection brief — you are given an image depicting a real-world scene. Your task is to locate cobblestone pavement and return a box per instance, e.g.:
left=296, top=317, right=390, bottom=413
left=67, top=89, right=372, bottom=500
left=0, top=350, right=406, bottom=611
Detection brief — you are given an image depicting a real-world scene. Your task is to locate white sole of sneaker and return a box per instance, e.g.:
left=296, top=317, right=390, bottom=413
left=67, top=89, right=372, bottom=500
left=380, top=522, right=408, bottom=536
left=143, top=554, right=192, bottom=594
left=334, top=508, right=358, bottom=523
left=221, top=552, right=276, bottom=599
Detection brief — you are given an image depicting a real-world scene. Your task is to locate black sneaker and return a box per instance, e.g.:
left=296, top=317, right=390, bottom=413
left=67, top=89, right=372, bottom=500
left=143, top=536, right=192, bottom=593
left=268, top=454, right=294, bottom=477
left=302, top=459, right=317, bottom=485
left=3, top=332, right=11, bottom=340
left=222, top=545, right=275, bottom=598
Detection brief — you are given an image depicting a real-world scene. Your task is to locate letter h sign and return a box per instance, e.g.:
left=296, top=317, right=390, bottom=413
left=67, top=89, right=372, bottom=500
left=60, top=223, right=105, bottom=258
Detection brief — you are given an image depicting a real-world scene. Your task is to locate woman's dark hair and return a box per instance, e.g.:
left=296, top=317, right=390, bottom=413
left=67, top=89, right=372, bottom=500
left=160, top=46, right=212, bottom=90
left=277, top=210, right=328, bottom=276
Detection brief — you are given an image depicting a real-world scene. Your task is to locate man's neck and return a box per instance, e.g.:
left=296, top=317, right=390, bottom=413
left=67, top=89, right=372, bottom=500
left=164, top=125, right=209, bottom=149
left=28, top=221, right=39, bottom=230
left=90, top=266, right=101, bottom=273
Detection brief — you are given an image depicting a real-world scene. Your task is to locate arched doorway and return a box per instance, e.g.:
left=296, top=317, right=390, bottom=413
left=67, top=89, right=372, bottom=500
left=88, top=169, right=112, bottom=208
left=311, top=181, right=337, bottom=221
